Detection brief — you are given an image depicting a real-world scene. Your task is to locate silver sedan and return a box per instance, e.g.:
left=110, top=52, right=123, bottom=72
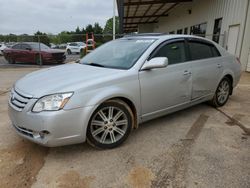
left=8, top=34, right=241, bottom=148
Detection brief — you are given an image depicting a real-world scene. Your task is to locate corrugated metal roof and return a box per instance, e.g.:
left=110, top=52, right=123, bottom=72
left=117, top=0, right=193, bottom=33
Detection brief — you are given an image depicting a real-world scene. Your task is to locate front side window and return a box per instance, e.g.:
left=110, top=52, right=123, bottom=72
left=189, top=41, right=219, bottom=60
left=12, top=44, right=22, bottom=49
left=80, top=38, right=155, bottom=70
left=152, top=41, right=186, bottom=65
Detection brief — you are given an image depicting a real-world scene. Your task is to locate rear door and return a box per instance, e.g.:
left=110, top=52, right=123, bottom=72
left=187, top=39, right=223, bottom=99
left=139, top=39, right=192, bottom=120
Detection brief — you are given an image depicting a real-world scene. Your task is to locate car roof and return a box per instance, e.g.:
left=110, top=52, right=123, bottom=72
left=123, top=33, right=211, bottom=41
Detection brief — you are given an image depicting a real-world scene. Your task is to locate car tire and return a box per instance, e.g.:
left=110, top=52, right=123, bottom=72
left=87, top=99, right=133, bottom=149
left=8, top=57, right=15, bottom=64
left=67, top=49, right=72, bottom=55
left=210, top=77, right=232, bottom=107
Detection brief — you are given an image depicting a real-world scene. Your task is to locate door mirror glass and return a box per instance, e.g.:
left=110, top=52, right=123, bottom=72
left=141, top=57, right=168, bottom=71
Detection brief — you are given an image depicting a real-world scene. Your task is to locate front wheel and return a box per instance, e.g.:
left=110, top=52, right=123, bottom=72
left=87, top=100, right=133, bottom=149
left=210, top=77, right=231, bottom=107
left=8, top=56, right=15, bottom=64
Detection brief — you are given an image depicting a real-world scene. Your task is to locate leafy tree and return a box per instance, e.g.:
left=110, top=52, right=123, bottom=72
left=93, top=23, right=103, bottom=34
left=85, top=24, right=94, bottom=33
left=103, top=16, right=119, bottom=34
left=33, top=31, right=50, bottom=46
left=75, top=26, right=81, bottom=34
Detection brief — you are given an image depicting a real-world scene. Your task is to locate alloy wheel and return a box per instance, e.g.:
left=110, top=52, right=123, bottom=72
left=90, top=106, right=128, bottom=145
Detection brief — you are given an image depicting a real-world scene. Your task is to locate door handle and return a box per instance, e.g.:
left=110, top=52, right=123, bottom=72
left=217, top=64, right=222, bottom=68
left=183, top=70, right=191, bottom=75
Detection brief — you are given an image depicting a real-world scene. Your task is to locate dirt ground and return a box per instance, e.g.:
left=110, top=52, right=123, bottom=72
left=0, top=67, right=249, bottom=188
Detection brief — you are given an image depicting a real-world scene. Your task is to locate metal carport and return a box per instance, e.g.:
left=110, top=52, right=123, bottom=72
left=117, top=0, right=192, bottom=33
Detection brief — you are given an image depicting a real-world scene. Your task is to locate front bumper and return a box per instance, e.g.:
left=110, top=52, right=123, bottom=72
left=8, top=100, right=94, bottom=147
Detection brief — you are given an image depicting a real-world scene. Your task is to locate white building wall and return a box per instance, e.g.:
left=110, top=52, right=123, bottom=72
left=138, top=0, right=250, bottom=70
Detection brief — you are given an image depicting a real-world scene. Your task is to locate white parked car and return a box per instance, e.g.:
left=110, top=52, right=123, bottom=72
left=0, top=43, right=7, bottom=55
left=66, top=42, right=86, bottom=55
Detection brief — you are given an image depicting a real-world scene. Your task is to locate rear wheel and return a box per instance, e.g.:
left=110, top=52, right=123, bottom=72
left=35, top=54, right=42, bottom=65
left=210, top=77, right=231, bottom=107
left=87, top=100, right=133, bottom=149
left=67, top=49, right=72, bottom=55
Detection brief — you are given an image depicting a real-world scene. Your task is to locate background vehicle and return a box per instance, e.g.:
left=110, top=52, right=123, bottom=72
left=66, top=42, right=86, bottom=55
left=8, top=35, right=241, bottom=149
left=3, top=42, right=66, bottom=64
left=0, top=43, right=7, bottom=55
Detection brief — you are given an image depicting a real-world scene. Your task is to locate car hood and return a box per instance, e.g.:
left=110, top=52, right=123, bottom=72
left=14, top=63, right=124, bottom=98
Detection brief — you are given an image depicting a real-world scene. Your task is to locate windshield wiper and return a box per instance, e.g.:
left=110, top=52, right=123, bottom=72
left=87, top=63, right=105, bottom=67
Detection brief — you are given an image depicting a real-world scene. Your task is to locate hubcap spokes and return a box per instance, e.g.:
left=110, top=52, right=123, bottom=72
left=91, top=106, right=128, bottom=144
left=217, top=81, right=230, bottom=104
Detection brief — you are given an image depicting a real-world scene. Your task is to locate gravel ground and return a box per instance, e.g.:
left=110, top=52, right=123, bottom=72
left=0, top=67, right=249, bottom=188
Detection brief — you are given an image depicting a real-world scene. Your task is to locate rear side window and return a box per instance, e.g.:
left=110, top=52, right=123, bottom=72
left=188, top=41, right=220, bottom=60
left=21, top=44, right=31, bottom=50
left=153, top=41, right=186, bottom=65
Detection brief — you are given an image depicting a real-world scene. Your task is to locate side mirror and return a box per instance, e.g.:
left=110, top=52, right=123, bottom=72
left=26, top=47, right=32, bottom=51
left=141, top=57, right=168, bottom=71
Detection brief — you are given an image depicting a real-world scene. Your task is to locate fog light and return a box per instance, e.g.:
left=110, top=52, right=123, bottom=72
left=33, top=130, right=50, bottom=139
left=40, top=130, right=50, bottom=139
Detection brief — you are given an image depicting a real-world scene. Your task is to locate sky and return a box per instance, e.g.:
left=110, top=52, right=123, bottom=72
left=0, top=0, right=116, bottom=35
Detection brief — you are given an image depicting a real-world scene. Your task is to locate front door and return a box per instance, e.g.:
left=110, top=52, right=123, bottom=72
left=227, top=25, right=240, bottom=55
left=139, top=40, right=192, bottom=120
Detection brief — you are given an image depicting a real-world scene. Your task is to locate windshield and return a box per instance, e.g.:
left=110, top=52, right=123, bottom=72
left=30, top=43, right=50, bottom=50
left=80, top=38, right=155, bottom=70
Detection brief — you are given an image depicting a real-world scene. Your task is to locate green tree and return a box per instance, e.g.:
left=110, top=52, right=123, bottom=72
left=93, top=23, right=103, bottom=34
left=85, top=24, right=94, bottom=33
left=103, top=16, right=119, bottom=34
left=33, top=31, right=50, bottom=46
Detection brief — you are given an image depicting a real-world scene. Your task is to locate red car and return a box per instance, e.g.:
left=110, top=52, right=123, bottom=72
left=3, top=42, right=66, bottom=64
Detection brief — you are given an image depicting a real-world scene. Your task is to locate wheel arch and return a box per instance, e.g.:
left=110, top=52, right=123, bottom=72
left=222, top=74, right=234, bottom=95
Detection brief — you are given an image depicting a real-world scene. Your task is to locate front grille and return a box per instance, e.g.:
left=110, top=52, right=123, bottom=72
left=10, top=89, right=32, bottom=111
left=52, top=53, right=65, bottom=60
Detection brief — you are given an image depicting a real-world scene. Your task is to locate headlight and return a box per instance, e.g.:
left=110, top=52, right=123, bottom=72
left=32, top=92, right=73, bottom=112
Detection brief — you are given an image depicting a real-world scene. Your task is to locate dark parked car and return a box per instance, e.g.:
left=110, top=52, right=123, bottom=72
left=3, top=42, right=66, bottom=64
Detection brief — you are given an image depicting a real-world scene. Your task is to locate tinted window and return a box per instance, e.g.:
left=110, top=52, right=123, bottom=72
left=21, top=44, right=31, bottom=50
left=12, top=44, right=22, bottom=49
left=211, top=46, right=221, bottom=57
left=29, top=43, right=50, bottom=50
left=153, top=41, right=186, bottom=65
left=69, top=43, right=77, bottom=46
left=189, top=41, right=218, bottom=60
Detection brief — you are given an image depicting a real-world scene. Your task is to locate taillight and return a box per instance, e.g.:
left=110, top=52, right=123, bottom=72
left=236, top=57, right=241, bottom=64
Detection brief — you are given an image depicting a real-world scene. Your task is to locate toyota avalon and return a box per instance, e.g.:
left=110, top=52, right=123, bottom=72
left=8, top=34, right=241, bottom=148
